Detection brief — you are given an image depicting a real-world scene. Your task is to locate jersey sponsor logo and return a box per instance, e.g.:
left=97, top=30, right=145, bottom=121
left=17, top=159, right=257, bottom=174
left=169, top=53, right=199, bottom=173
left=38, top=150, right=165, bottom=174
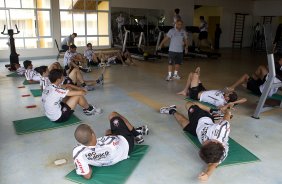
left=62, top=106, right=68, bottom=112
left=85, top=151, right=110, bottom=161
left=75, top=159, right=85, bottom=174
left=113, top=119, right=119, bottom=127
left=113, top=141, right=119, bottom=146
left=55, top=89, right=66, bottom=94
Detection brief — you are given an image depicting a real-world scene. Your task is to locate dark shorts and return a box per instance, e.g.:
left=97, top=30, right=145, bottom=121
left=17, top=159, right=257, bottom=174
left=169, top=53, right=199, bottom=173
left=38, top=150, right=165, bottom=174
left=189, top=83, right=206, bottom=100
left=63, top=77, right=74, bottom=85
left=199, top=31, right=208, bottom=40
left=183, top=105, right=214, bottom=136
left=168, top=51, right=183, bottom=65
left=55, top=102, right=74, bottom=123
left=110, top=116, right=134, bottom=154
left=246, top=75, right=266, bottom=96
left=62, top=45, right=69, bottom=52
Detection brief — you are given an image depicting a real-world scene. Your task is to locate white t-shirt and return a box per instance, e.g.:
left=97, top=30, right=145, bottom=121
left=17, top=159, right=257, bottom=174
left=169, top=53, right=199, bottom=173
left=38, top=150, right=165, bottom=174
left=73, top=135, right=129, bottom=175
left=200, top=90, right=227, bottom=107
left=200, top=20, right=208, bottom=32
left=40, top=76, right=51, bottom=90
left=61, top=35, right=74, bottom=46
left=41, top=84, right=69, bottom=121
left=196, top=117, right=230, bottom=164
left=17, top=67, right=26, bottom=76
left=84, top=49, right=95, bottom=61
left=25, top=69, right=41, bottom=81
left=167, top=28, right=188, bottom=53
left=64, top=50, right=77, bottom=67
left=259, top=74, right=282, bottom=97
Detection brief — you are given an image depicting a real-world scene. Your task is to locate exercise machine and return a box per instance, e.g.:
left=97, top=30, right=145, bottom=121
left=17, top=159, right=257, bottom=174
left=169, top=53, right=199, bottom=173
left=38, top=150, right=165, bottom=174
left=252, top=24, right=282, bottom=119
left=1, top=24, right=20, bottom=71
left=122, top=25, right=157, bottom=61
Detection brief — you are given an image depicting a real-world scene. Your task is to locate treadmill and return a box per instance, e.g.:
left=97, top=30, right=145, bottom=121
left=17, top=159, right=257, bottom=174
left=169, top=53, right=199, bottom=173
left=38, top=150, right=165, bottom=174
left=155, top=26, right=174, bottom=57
left=122, top=25, right=157, bottom=61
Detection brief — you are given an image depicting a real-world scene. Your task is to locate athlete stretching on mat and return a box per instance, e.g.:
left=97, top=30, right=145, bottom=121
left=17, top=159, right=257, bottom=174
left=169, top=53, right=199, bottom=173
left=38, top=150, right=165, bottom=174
left=160, top=102, right=234, bottom=181
left=42, top=69, right=102, bottom=122
left=23, top=60, right=42, bottom=83
left=227, top=58, right=282, bottom=96
left=73, top=112, right=149, bottom=179
left=177, top=67, right=246, bottom=109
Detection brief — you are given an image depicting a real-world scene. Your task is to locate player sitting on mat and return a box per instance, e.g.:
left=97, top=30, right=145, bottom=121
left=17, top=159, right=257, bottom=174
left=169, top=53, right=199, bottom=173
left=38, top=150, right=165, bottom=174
left=12, top=63, right=25, bottom=76
left=177, top=67, right=246, bottom=109
left=42, top=69, right=102, bottom=122
left=73, top=112, right=149, bottom=179
left=227, top=58, right=282, bottom=96
left=84, top=43, right=102, bottom=67
left=160, top=102, right=234, bottom=181
left=23, top=60, right=42, bottom=83
left=64, top=44, right=91, bottom=74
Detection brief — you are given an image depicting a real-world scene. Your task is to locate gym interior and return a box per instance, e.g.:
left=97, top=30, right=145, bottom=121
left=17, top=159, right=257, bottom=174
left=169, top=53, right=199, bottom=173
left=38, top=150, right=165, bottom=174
left=0, top=0, right=282, bottom=184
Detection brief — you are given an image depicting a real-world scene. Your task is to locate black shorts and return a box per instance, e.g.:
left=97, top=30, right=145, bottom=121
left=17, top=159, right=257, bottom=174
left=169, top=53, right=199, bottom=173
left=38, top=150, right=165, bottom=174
left=199, top=31, right=208, bottom=40
left=189, top=83, right=206, bottom=100
left=183, top=105, right=214, bottom=136
left=246, top=76, right=266, bottom=96
left=110, top=116, right=134, bottom=154
left=55, top=102, right=74, bottom=123
left=168, top=51, right=183, bottom=65
left=63, top=77, right=74, bottom=85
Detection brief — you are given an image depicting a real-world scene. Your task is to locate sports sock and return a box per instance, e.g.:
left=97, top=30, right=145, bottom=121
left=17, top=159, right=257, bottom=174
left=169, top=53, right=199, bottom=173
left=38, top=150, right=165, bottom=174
left=131, top=128, right=141, bottom=137
left=169, top=109, right=177, bottom=115
left=168, top=72, right=172, bottom=76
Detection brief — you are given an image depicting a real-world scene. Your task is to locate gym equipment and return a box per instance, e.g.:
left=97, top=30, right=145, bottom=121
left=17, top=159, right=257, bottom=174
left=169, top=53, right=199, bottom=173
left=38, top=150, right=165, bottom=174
left=66, top=145, right=149, bottom=184
left=55, top=39, right=66, bottom=61
left=252, top=24, right=282, bottom=119
left=155, top=26, right=173, bottom=57
left=122, top=25, right=158, bottom=61
left=184, top=132, right=260, bottom=167
left=23, top=79, right=40, bottom=85
left=13, top=115, right=80, bottom=135
left=30, top=89, right=42, bottom=97
left=1, top=25, right=20, bottom=71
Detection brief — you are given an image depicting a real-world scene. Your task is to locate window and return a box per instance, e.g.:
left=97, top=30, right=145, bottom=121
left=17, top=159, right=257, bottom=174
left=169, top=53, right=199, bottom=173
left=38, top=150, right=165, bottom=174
left=59, top=0, right=110, bottom=47
left=0, top=0, right=52, bottom=50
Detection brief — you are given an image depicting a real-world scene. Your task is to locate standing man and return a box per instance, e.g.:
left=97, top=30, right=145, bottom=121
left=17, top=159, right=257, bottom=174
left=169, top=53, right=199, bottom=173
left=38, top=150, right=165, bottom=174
left=198, top=16, right=208, bottom=48
left=61, top=33, right=77, bottom=51
left=116, top=13, right=125, bottom=41
left=158, top=19, right=188, bottom=81
left=173, top=8, right=182, bottom=26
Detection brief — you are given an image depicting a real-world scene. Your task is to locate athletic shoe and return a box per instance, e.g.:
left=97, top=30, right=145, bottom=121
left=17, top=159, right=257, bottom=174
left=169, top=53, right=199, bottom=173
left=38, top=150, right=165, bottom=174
left=83, top=105, right=95, bottom=116
left=135, top=135, right=144, bottom=144
left=166, top=75, right=172, bottom=81
left=136, top=125, right=149, bottom=135
left=160, top=105, right=177, bottom=114
left=93, top=105, right=103, bottom=115
left=84, top=85, right=95, bottom=91
left=173, top=74, right=181, bottom=80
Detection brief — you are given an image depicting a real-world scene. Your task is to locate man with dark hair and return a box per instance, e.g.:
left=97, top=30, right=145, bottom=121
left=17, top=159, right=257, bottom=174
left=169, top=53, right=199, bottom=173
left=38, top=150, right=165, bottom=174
left=173, top=8, right=181, bottom=25
left=199, top=16, right=208, bottom=40
left=72, top=112, right=149, bottom=179
left=23, top=60, right=42, bottom=83
left=41, top=69, right=102, bottom=122
left=61, top=33, right=77, bottom=51
left=160, top=101, right=233, bottom=181
left=177, top=67, right=246, bottom=109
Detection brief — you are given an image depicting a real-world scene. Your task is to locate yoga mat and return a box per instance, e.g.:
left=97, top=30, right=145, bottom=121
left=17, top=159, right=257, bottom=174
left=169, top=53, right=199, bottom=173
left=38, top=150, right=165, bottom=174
left=185, top=97, right=217, bottom=109
left=23, top=79, right=40, bottom=85
left=30, top=89, right=42, bottom=97
left=66, top=145, right=149, bottom=184
left=13, top=115, right=80, bottom=135
left=184, top=132, right=260, bottom=167
left=6, top=72, right=23, bottom=77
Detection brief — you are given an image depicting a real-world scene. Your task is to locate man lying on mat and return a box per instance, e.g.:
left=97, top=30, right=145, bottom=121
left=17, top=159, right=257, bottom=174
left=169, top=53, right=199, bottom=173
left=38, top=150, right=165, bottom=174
left=177, top=67, right=246, bottom=110
left=23, top=60, right=42, bottom=84
left=42, top=69, right=102, bottom=123
left=73, top=112, right=149, bottom=179
left=160, top=102, right=234, bottom=181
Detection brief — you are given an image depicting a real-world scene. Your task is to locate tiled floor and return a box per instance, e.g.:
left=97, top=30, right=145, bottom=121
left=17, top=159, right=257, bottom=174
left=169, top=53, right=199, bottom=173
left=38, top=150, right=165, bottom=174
left=0, top=49, right=281, bottom=184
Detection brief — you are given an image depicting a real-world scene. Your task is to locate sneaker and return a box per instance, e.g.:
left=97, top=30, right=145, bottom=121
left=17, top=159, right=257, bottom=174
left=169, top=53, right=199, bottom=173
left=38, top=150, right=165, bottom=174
left=135, top=135, right=144, bottom=144
left=166, top=75, right=172, bottom=81
left=136, top=125, right=149, bottom=135
left=83, top=105, right=95, bottom=116
left=84, top=85, right=95, bottom=91
left=92, top=105, right=103, bottom=115
left=173, top=74, right=181, bottom=80
left=160, top=105, right=177, bottom=114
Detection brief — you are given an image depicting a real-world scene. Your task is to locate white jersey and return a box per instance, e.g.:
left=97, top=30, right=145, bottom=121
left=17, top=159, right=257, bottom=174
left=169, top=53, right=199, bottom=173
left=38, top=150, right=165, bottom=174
left=196, top=117, right=230, bottom=164
left=40, top=76, right=51, bottom=90
left=25, top=69, right=41, bottom=82
left=259, top=74, right=282, bottom=97
left=73, top=135, right=129, bottom=175
left=84, top=49, right=95, bottom=61
left=64, top=50, right=77, bottom=67
left=17, top=67, right=25, bottom=76
left=41, top=84, right=69, bottom=121
left=200, top=90, right=227, bottom=107
left=200, top=21, right=208, bottom=32
left=61, top=35, right=74, bottom=46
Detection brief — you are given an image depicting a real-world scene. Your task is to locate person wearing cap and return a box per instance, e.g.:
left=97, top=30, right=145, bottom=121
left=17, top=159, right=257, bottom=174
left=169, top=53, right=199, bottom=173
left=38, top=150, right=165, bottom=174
left=61, top=33, right=77, bottom=51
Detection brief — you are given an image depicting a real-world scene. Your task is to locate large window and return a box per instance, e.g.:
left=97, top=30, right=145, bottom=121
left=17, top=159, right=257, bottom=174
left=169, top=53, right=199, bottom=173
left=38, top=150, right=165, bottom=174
left=0, top=0, right=52, bottom=50
left=59, top=0, right=110, bottom=47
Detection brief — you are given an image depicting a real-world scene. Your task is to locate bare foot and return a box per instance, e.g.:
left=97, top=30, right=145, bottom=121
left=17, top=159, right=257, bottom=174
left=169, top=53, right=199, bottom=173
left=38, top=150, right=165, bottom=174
left=177, top=90, right=187, bottom=96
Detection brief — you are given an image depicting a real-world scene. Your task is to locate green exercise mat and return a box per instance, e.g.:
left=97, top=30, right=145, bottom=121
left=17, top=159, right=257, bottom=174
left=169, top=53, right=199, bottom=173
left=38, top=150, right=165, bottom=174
left=6, top=72, right=23, bottom=77
left=185, top=97, right=217, bottom=109
left=13, top=115, right=81, bottom=135
left=184, top=132, right=260, bottom=167
left=23, top=79, right=40, bottom=85
left=30, top=89, right=42, bottom=97
left=66, top=145, right=149, bottom=184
